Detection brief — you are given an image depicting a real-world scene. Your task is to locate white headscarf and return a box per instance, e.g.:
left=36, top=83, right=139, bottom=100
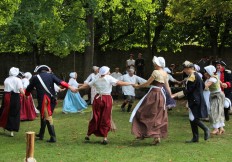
left=93, top=66, right=99, bottom=72
left=204, top=65, right=216, bottom=76
left=152, top=56, right=165, bottom=68
left=99, top=66, right=110, bottom=75
left=164, top=67, right=171, bottom=74
left=69, top=72, right=76, bottom=79
left=194, top=64, right=200, bottom=72
left=9, top=67, right=19, bottom=76
left=24, top=72, right=32, bottom=80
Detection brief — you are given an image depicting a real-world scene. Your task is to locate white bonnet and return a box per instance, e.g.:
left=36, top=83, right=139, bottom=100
left=152, top=56, right=165, bottom=68
left=69, top=72, right=77, bottom=79
left=24, top=72, right=32, bottom=80
left=9, top=67, right=19, bottom=76
left=204, top=65, right=216, bottom=76
left=194, top=64, right=200, bottom=72
left=93, top=66, right=99, bottom=71
left=99, top=66, right=110, bottom=75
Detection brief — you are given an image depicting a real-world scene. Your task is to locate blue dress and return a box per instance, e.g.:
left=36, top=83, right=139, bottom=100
left=63, top=78, right=87, bottom=113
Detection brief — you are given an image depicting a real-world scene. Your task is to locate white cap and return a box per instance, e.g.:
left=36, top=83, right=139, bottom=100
left=194, top=64, right=200, bottom=72
left=99, top=66, right=110, bottom=75
left=69, top=72, right=76, bottom=79
left=9, top=67, right=19, bottom=76
left=204, top=65, right=216, bottom=76
left=24, top=72, right=32, bottom=80
left=93, top=66, right=99, bottom=71
left=152, top=56, right=165, bottom=68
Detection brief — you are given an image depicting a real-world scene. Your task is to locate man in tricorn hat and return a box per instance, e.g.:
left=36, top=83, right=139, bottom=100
left=214, top=60, right=232, bottom=121
left=25, top=65, right=76, bottom=143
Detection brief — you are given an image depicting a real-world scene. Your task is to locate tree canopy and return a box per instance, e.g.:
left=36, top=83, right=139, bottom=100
left=0, top=0, right=231, bottom=67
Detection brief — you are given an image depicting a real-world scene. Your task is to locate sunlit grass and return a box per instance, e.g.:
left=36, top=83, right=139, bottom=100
left=0, top=100, right=232, bottom=162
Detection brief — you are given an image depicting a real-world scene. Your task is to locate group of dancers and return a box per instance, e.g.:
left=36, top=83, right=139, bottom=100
left=0, top=55, right=231, bottom=145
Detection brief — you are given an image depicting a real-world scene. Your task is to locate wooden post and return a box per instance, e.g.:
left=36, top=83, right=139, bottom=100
left=25, top=132, right=36, bottom=162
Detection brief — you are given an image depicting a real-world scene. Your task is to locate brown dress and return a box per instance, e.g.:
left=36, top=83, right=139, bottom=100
left=131, top=70, right=168, bottom=138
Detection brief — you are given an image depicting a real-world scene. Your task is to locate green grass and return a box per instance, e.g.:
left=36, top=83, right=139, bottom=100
left=0, top=100, right=232, bottom=162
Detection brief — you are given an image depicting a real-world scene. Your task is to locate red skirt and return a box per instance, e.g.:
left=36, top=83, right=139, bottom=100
left=0, top=92, right=21, bottom=131
left=20, top=94, right=37, bottom=121
left=87, top=95, right=113, bottom=137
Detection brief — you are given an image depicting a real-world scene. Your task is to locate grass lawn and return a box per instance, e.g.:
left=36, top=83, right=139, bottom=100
left=0, top=99, right=232, bottom=162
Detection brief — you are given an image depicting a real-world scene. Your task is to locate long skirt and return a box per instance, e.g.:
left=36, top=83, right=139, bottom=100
left=131, top=87, right=168, bottom=138
left=209, top=91, right=225, bottom=129
left=203, top=90, right=210, bottom=113
left=63, top=90, right=87, bottom=113
left=87, top=95, right=113, bottom=137
left=0, top=92, right=21, bottom=132
left=20, top=94, right=37, bottom=121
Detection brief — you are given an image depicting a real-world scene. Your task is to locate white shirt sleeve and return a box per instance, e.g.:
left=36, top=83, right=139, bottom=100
left=84, top=74, right=93, bottom=83
left=135, top=76, right=147, bottom=84
left=16, top=78, right=23, bottom=90
left=107, top=75, right=118, bottom=86
left=208, top=77, right=217, bottom=83
left=88, top=79, right=95, bottom=87
left=168, top=74, right=176, bottom=82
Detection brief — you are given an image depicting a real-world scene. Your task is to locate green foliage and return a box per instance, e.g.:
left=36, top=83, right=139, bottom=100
left=166, top=0, right=232, bottom=53
left=0, top=0, right=231, bottom=57
left=0, top=0, right=86, bottom=56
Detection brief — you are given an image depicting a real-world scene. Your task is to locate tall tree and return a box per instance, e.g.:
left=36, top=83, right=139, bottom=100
left=166, top=0, right=232, bottom=56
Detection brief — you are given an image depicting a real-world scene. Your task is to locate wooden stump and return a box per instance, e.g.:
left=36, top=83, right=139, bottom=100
left=25, top=132, right=36, bottom=162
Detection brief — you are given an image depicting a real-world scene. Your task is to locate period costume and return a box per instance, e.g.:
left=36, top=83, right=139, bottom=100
left=63, top=72, right=87, bottom=113
left=20, top=72, right=37, bottom=121
left=0, top=67, right=23, bottom=136
left=84, top=66, right=100, bottom=104
left=205, top=65, right=225, bottom=133
left=120, top=70, right=147, bottom=112
left=130, top=56, right=168, bottom=143
left=25, top=65, right=70, bottom=142
left=86, top=66, right=118, bottom=139
left=215, top=61, right=232, bottom=121
left=182, top=61, right=209, bottom=143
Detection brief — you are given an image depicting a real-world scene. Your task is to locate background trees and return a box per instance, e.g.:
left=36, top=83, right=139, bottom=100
left=0, top=0, right=231, bottom=78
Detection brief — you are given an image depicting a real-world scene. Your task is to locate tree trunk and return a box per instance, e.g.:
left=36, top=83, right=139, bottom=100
left=145, top=13, right=152, bottom=56
left=84, top=12, right=95, bottom=79
left=151, top=24, right=164, bottom=56
left=32, top=43, right=40, bottom=66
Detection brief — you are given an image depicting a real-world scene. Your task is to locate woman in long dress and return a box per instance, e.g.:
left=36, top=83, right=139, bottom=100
left=20, top=72, right=37, bottom=120
left=77, top=66, right=133, bottom=144
left=0, top=67, right=25, bottom=137
left=204, top=65, right=225, bottom=135
left=130, top=56, right=172, bottom=145
left=63, top=72, right=87, bottom=113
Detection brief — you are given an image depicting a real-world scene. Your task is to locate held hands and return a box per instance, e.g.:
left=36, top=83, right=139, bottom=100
left=133, top=84, right=139, bottom=89
left=171, top=94, right=177, bottom=99
left=69, top=86, right=78, bottom=93
left=221, top=83, right=228, bottom=88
